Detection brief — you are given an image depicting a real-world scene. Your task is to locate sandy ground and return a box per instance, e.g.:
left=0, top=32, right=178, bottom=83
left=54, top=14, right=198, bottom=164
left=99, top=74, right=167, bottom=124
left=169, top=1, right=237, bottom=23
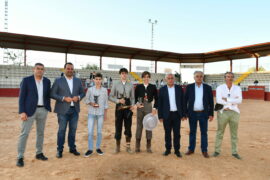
left=0, top=97, right=270, bottom=180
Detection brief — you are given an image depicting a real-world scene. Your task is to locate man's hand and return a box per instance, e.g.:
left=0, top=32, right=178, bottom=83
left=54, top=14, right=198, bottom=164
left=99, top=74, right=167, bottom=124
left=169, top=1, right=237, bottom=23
left=20, top=113, right=28, bottom=121
left=64, top=97, right=73, bottom=103
left=130, top=105, right=136, bottom=111
left=119, top=99, right=125, bottom=104
left=209, top=116, right=214, bottom=122
left=181, top=117, right=187, bottom=121
left=152, top=108, right=157, bottom=115
left=222, top=97, right=227, bottom=102
left=136, top=103, right=144, bottom=109
left=89, top=102, right=96, bottom=107
left=159, top=118, right=163, bottom=123
left=72, top=96, right=79, bottom=103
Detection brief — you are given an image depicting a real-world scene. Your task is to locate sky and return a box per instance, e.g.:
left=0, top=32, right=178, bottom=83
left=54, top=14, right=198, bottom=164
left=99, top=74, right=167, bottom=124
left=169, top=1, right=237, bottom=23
left=0, top=0, right=270, bottom=82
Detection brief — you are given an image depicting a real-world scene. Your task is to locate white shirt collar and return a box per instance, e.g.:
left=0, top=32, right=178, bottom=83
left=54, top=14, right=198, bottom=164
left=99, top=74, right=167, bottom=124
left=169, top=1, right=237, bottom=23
left=195, top=83, right=203, bottom=88
left=64, top=75, right=73, bottom=80
left=34, top=76, right=43, bottom=82
left=167, top=85, right=174, bottom=89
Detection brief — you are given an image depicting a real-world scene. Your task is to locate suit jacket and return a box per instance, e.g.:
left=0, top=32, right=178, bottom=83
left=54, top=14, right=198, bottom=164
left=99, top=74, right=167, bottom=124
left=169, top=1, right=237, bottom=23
left=19, top=75, right=51, bottom=117
left=135, top=83, right=158, bottom=108
left=184, top=83, right=214, bottom=117
left=50, top=76, right=85, bottom=115
left=158, top=85, right=185, bottom=120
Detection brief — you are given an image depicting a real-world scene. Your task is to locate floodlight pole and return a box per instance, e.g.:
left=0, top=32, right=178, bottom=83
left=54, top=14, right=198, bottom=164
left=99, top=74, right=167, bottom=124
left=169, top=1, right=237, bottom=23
left=149, top=19, right=157, bottom=72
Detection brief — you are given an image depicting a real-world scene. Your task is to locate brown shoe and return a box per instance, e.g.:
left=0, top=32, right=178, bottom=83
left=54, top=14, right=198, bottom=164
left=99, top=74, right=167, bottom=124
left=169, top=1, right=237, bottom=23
left=202, top=152, right=209, bottom=158
left=185, top=150, right=194, bottom=155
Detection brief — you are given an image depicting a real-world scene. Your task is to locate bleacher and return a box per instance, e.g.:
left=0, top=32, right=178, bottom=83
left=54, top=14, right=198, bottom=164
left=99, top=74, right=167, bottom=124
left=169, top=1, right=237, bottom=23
left=204, top=72, right=270, bottom=91
left=0, top=65, right=166, bottom=88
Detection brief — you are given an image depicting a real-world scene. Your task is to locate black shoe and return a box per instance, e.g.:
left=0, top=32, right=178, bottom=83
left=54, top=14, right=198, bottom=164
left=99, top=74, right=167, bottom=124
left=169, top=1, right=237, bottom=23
left=212, top=152, right=220, bottom=157
left=70, top=149, right=80, bottom=156
left=84, top=150, right=93, bottom=157
left=56, top=151, right=63, bottom=158
left=175, top=151, right=182, bottom=158
left=163, top=150, right=171, bottom=156
left=36, top=153, right=48, bottom=161
left=96, top=149, right=104, bottom=156
left=232, top=153, right=242, bottom=160
left=16, top=158, right=24, bottom=167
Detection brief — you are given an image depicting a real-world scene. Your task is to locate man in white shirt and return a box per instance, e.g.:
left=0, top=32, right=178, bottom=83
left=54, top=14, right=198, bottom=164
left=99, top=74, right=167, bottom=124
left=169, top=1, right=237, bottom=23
left=213, top=72, right=242, bottom=159
left=51, top=62, right=85, bottom=158
left=17, top=63, right=51, bottom=167
left=158, top=74, right=186, bottom=158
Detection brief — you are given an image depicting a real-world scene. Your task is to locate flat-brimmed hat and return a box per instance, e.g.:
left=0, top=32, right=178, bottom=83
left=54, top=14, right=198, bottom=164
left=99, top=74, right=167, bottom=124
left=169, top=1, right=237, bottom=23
left=143, top=113, right=158, bottom=131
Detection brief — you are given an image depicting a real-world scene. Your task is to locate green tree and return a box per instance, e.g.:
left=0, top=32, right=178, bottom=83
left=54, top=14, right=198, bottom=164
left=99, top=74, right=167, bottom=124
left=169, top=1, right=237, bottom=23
left=83, top=64, right=99, bottom=70
left=6, top=51, right=24, bottom=66
left=248, top=66, right=266, bottom=72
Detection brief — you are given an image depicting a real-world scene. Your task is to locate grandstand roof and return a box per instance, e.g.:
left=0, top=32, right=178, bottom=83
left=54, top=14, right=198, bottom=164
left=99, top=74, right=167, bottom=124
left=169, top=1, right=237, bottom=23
left=1, top=32, right=270, bottom=63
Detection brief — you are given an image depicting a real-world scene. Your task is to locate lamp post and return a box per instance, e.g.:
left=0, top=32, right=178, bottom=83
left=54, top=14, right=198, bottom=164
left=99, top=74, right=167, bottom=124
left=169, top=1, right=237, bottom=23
left=148, top=19, right=158, bottom=72
left=148, top=19, right=158, bottom=49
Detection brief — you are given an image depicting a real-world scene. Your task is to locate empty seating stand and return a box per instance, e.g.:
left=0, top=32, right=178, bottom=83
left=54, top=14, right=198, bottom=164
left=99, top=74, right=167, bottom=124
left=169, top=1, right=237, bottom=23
left=0, top=65, right=166, bottom=88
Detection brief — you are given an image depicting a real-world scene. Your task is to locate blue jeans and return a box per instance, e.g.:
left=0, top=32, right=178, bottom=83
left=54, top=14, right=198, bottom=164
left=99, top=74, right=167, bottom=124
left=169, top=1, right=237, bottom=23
left=88, top=114, right=104, bottom=150
left=57, top=107, right=79, bottom=151
left=188, top=111, right=208, bottom=152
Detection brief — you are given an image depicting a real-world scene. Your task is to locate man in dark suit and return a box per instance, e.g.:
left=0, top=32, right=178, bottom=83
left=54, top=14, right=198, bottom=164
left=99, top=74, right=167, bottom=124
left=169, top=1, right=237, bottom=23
left=51, top=62, right=85, bottom=158
left=158, top=73, right=186, bottom=158
left=184, top=71, right=214, bottom=158
left=17, top=63, right=51, bottom=167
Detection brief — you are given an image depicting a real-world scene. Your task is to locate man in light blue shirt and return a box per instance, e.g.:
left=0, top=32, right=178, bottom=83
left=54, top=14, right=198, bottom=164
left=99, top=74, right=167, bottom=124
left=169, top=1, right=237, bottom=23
left=194, top=83, right=204, bottom=111
left=184, top=71, right=214, bottom=158
left=167, top=85, right=177, bottom=111
left=84, top=73, right=108, bottom=157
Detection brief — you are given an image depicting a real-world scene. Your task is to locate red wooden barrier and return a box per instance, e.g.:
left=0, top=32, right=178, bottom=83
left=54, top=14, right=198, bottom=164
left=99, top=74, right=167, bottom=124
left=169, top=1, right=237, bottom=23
left=0, top=88, right=20, bottom=97
left=0, top=88, right=269, bottom=101
left=247, top=86, right=265, bottom=100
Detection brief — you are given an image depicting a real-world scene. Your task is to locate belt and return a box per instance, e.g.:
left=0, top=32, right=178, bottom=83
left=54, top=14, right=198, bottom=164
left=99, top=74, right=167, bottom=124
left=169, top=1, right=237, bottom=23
left=170, top=111, right=178, bottom=113
left=70, top=106, right=75, bottom=108
left=194, top=110, right=204, bottom=112
left=37, top=105, right=44, bottom=108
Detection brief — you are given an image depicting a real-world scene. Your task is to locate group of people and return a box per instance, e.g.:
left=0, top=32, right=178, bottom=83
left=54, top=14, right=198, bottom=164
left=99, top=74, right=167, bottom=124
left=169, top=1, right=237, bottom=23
left=16, top=62, right=242, bottom=168
left=87, top=71, right=112, bottom=88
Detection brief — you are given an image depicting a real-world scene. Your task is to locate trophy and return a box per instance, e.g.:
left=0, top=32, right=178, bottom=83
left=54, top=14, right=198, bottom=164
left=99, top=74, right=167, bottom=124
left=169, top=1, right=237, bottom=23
left=93, top=95, right=100, bottom=107
left=144, top=92, right=148, bottom=102
left=138, top=97, right=144, bottom=108
left=117, top=93, right=131, bottom=110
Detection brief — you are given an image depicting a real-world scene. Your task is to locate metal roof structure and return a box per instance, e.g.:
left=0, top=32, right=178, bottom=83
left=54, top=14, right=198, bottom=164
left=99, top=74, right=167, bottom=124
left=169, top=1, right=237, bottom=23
left=1, top=32, right=270, bottom=64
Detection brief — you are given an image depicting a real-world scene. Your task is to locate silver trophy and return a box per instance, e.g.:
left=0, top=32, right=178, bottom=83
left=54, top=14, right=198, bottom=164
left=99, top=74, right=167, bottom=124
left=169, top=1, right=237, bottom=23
left=138, top=97, right=144, bottom=107
left=144, top=92, right=148, bottom=102
left=93, top=95, right=100, bottom=107
left=117, top=93, right=131, bottom=110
